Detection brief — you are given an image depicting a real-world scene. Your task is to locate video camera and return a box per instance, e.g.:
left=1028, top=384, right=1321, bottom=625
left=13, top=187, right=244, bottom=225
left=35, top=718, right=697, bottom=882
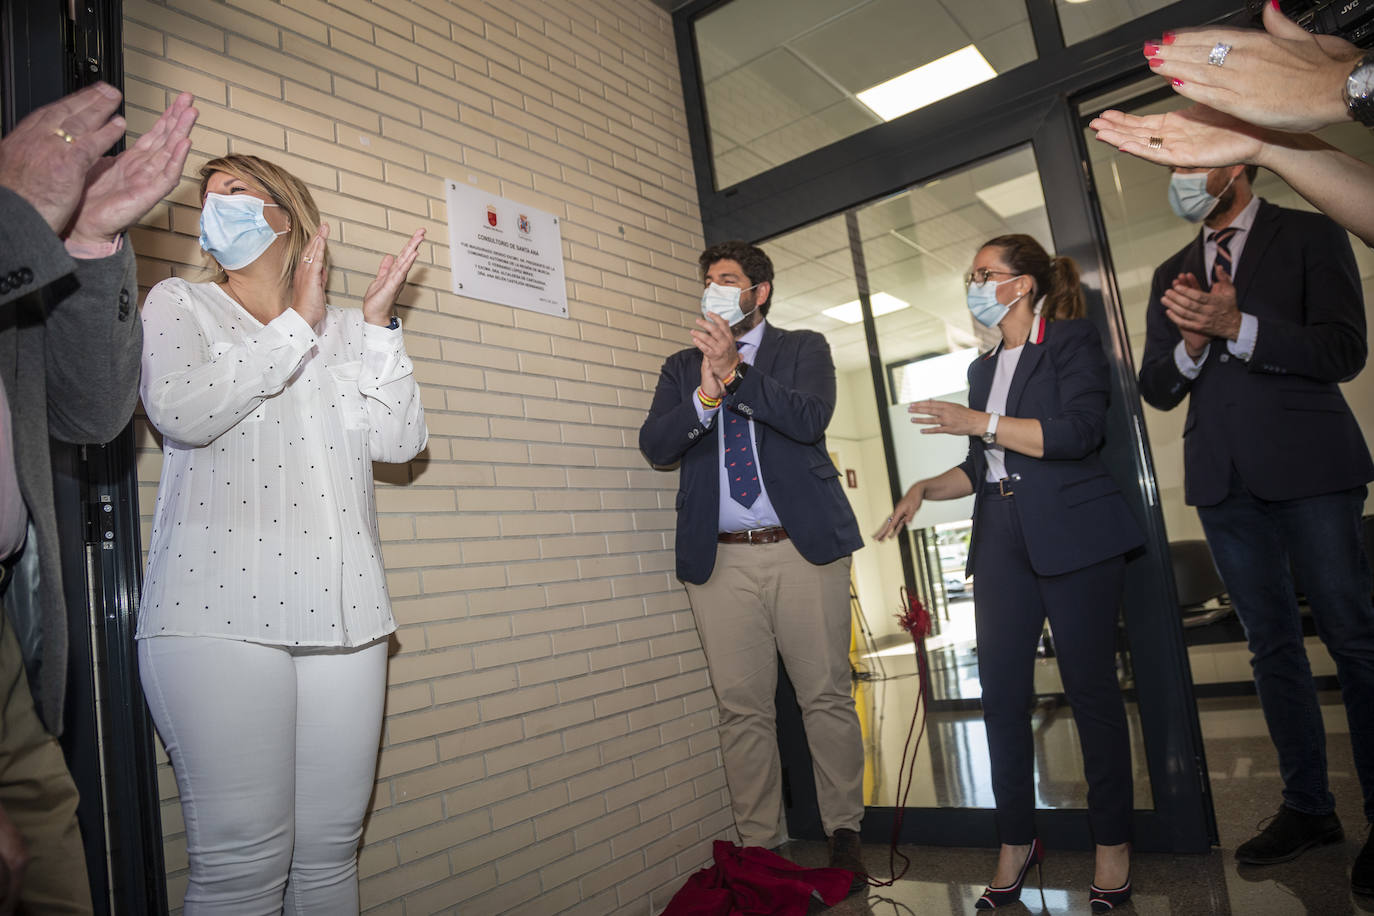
left=1247, top=0, right=1374, bottom=47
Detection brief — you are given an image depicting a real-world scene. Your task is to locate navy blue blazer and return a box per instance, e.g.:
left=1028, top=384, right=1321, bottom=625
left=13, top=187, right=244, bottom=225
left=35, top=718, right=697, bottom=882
left=639, top=323, right=863, bottom=585
left=958, top=318, right=1144, bottom=578
left=1139, top=200, right=1373, bottom=506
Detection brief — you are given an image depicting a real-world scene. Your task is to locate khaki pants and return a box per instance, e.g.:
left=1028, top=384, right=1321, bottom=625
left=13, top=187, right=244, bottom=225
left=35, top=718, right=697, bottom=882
left=0, top=609, right=92, bottom=914
left=685, top=539, right=864, bottom=847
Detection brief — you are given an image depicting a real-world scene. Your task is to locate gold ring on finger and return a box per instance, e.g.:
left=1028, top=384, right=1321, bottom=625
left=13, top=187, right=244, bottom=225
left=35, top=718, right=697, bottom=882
left=1148, top=136, right=1163, bottom=150
left=303, top=256, right=314, bottom=263
left=53, top=127, right=76, bottom=144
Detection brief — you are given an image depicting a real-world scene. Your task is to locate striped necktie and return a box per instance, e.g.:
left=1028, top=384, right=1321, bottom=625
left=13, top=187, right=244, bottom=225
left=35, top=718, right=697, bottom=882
left=1210, top=226, right=1240, bottom=285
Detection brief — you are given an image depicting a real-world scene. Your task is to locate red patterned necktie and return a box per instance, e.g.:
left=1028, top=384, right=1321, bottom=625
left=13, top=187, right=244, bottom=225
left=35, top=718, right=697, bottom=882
left=1210, top=226, right=1239, bottom=285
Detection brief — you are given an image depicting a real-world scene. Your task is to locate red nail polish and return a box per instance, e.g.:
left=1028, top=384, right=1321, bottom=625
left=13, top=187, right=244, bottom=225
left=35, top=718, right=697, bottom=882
left=1144, top=42, right=1159, bottom=56
left=1150, top=58, right=1164, bottom=68
left=1271, top=0, right=1280, bottom=9
left=1173, top=78, right=1185, bottom=87
left=1162, top=31, right=1176, bottom=44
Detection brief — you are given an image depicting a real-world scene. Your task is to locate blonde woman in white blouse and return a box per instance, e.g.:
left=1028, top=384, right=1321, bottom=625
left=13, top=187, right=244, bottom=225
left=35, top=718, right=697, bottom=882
left=136, top=154, right=427, bottom=915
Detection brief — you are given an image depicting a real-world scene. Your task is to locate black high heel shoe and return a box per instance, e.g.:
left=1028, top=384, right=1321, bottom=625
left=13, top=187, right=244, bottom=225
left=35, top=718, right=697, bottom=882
left=1089, top=875, right=1131, bottom=912
left=975, top=838, right=1044, bottom=909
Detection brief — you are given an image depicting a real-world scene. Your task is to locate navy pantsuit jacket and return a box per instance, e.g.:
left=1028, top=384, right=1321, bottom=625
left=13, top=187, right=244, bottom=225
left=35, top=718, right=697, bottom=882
left=639, top=323, right=863, bottom=585
left=958, top=318, right=1144, bottom=578
left=1138, top=200, right=1373, bottom=506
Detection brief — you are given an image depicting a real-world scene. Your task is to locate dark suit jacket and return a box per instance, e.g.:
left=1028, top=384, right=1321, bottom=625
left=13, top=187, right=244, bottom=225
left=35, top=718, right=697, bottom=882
left=958, top=318, right=1143, bottom=578
left=0, top=186, right=141, bottom=734
left=1138, top=200, right=1372, bottom=506
left=639, top=322, right=863, bottom=585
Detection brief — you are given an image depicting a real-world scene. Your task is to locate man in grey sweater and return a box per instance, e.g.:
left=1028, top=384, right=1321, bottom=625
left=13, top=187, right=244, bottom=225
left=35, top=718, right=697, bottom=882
left=0, top=82, right=195, bottom=914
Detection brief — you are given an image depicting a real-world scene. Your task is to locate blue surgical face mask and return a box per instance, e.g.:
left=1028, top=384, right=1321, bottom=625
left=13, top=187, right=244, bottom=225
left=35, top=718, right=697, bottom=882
left=701, top=281, right=760, bottom=327
left=199, top=192, right=288, bottom=270
left=966, top=276, right=1025, bottom=328
left=1168, top=170, right=1237, bottom=224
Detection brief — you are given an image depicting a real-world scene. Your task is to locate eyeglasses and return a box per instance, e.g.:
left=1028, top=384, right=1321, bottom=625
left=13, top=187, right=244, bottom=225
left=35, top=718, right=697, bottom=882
left=963, top=268, right=1018, bottom=290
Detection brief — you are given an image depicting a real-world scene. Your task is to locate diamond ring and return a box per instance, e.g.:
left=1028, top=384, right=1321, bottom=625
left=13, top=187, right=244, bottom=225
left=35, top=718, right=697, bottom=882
left=1207, top=42, right=1232, bottom=67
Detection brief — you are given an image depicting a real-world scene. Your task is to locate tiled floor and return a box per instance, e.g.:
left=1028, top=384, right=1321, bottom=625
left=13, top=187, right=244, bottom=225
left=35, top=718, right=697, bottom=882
left=781, top=692, right=1370, bottom=915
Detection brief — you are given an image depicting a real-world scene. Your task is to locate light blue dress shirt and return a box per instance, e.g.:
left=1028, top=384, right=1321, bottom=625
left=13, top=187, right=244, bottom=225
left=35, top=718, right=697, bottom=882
left=692, top=320, right=781, bottom=533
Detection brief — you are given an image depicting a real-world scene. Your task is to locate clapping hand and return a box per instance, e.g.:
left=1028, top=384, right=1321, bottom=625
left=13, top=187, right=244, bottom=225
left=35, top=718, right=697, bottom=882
left=362, top=229, right=426, bottom=327
left=292, top=222, right=330, bottom=329
left=0, top=83, right=130, bottom=235
left=1090, top=104, right=1270, bottom=170
left=1143, top=3, right=1360, bottom=133
left=1163, top=270, right=1241, bottom=348
left=66, top=91, right=197, bottom=255
left=691, top=312, right=740, bottom=381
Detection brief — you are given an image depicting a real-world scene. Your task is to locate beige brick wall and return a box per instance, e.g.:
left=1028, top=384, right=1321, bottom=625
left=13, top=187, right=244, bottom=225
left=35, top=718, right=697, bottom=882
left=123, top=1, right=731, bottom=912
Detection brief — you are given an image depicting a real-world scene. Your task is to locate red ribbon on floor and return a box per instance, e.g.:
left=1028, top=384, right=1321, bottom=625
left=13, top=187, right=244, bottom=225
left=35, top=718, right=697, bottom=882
left=662, top=840, right=854, bottom=915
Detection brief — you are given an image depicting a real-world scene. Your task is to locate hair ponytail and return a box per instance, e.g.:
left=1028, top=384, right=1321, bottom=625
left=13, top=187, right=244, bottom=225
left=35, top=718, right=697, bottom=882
left=1042, top=256, right=1086, bottom=321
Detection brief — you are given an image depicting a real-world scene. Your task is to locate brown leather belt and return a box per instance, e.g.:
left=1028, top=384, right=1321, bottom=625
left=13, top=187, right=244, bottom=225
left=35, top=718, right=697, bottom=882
left=718, top=526, right=789, bottom=545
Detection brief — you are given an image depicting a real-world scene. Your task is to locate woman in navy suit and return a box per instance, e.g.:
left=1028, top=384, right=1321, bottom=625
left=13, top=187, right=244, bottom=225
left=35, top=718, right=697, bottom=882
left=875, top=235, right=1143, bottom=911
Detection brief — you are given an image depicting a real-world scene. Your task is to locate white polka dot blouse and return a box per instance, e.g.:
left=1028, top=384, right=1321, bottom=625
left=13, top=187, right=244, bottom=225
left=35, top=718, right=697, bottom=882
left=136, top=278, right=428, bottom=647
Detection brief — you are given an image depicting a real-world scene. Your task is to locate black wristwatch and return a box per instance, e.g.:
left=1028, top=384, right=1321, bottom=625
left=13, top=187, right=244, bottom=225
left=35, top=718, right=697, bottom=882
left=1345, top=54, right=1374, bottom=127
left=724, top=361, right=749, bottom=395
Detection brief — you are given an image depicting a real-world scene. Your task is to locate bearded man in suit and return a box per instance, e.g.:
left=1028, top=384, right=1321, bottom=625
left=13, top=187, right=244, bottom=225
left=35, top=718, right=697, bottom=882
left=639, top=241, right=866, bottom=888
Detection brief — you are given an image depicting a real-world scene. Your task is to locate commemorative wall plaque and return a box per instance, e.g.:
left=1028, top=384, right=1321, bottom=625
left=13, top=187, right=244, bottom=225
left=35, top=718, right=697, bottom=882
left=446, top=179, right=569, bottom=318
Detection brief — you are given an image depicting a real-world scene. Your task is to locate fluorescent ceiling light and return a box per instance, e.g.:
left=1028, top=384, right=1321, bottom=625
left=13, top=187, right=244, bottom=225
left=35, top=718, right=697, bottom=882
left=822, top=291, right=909, bottom=325
left=975, top=171, right=1045, bottom=219
left=857, top=46, right=997, bottom=122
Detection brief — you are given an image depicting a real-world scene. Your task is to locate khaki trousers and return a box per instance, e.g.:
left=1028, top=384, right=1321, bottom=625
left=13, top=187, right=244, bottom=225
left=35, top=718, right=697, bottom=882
left=0, top=608, right=92, bottom=914
left=685, top=538, right=864, bottom=847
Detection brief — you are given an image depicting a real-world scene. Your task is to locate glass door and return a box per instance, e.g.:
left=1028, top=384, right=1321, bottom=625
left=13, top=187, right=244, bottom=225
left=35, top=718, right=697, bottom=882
left=761, top=103, right=1216, bottom=854
left=678, top=0, right=1225, bottom=859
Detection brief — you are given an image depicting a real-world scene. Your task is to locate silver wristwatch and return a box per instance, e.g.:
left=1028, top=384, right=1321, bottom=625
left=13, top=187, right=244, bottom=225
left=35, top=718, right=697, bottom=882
left=1345, top=54, right=1374, bottom=127
left=982, top=412, right=1000, bottom=445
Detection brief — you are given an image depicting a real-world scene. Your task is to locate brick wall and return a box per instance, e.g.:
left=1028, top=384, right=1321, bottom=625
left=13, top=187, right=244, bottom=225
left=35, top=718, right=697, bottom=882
left=122, top=1, right=731, bottom=911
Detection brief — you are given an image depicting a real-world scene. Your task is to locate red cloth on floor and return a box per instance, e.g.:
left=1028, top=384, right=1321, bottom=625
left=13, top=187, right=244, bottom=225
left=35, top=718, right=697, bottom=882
left=662, top=840, right=855, bottom=915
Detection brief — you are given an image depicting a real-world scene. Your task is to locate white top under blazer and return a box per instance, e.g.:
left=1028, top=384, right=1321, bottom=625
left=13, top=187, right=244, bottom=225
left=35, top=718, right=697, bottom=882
left=136, top=277, right=427, bottom=647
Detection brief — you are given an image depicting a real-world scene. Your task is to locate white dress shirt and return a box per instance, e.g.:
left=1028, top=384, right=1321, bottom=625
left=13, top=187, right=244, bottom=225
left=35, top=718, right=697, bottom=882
left=136, top=278, right=427, bottom=647
left=1174, top=195, right=1261, bottom=378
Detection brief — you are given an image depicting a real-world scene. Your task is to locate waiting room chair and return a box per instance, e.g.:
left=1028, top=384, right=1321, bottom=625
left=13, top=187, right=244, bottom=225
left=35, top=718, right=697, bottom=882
left=1169, top=539, right=1231, bottom=628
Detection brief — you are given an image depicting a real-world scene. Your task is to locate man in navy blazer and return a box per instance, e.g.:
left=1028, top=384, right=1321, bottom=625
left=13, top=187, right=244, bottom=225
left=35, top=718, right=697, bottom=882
left=639, top=241, right=865, bottom=884
left=1140, top=163, right=1374, bottom=891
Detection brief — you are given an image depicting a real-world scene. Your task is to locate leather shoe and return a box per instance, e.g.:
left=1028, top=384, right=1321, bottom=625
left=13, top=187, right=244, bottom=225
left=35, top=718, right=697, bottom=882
left=1354, top=830, right=1374, bottom=896
left=828, top=828, right=867, bottom=894
left=1235, top=805, right=1342, bottom=865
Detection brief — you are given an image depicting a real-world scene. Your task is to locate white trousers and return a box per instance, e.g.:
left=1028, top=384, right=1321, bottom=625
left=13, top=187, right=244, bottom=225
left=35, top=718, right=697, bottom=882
left=138, top=635, right=388, bottom=916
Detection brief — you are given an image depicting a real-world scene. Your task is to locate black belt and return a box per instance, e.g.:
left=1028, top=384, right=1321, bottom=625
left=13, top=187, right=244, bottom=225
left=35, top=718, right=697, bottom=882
left=718, top=526, right=789, bottom=545
left=983, top=479, right=1015, bottom=497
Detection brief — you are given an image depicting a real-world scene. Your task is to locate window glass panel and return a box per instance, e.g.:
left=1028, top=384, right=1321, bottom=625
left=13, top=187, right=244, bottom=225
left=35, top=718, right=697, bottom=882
left=1057, top=0, right=1175, bottom=45
left=694, top=0, right=1037, bottom=188
left=796, top=145, right=1154, bottom=810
